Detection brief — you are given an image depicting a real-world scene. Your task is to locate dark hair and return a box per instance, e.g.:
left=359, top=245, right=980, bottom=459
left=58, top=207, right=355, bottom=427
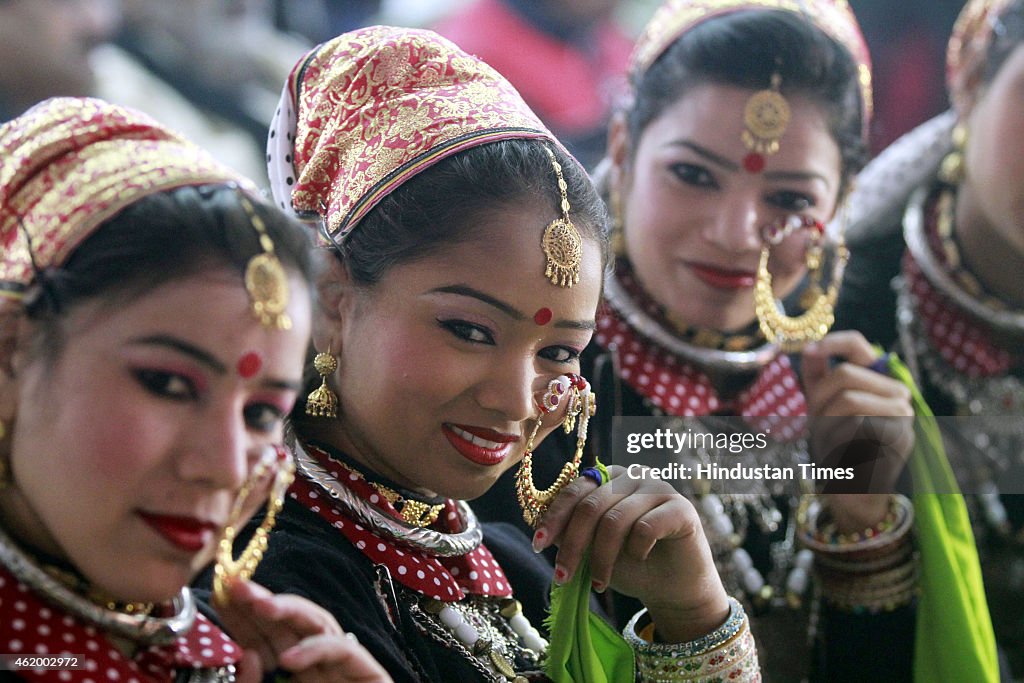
left=983, top=0, right=1024, bottom=84
left=626, top=10, right=868, bottom=197
left=338, top=137, right=609, bottom=285
left=24, top=184, right=315, bottom=357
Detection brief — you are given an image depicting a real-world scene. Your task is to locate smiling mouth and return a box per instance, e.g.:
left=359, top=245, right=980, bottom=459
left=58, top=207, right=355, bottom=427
left=442, top=424, right=517, bottom=466
left=686, top=262, right=757, bottom=290
left=137, top=511, right=218, bottom=554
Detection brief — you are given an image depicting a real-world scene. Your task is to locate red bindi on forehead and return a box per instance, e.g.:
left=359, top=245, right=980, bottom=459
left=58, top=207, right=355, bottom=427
left=533, top=307, right=553, bottom=325
left=237, top=351, right=263, bottom=378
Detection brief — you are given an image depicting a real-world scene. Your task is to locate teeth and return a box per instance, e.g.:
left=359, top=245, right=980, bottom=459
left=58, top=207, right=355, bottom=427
left=451, top=425, right=504, bottom=450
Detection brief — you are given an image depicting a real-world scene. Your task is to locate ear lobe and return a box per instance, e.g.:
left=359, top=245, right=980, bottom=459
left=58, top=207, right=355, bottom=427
left=950, top=50, right=988, bottom=118
left=0, top=310, right=29, bottom=423
left=311, top=251, right=356, bottom=356
left=606, top=112, right=631, bottom=195
left=607, top=112, right=630, bottom=174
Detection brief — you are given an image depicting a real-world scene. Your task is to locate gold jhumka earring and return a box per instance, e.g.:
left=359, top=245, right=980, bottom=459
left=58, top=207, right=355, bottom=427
left=212, top=445, right=295, bottom=606
left=305, top=349, right=339, bottom=418
left=515, top=374, right=597, bottom=527
left=753, top=214, right=849, bottom=352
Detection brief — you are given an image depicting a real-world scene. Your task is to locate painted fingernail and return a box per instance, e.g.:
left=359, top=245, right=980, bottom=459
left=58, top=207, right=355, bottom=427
left=532, top=529, right=547, bottom=553
left=591, top=579, right=605, bottom=593
left=554, top=564, right=569, bottom=585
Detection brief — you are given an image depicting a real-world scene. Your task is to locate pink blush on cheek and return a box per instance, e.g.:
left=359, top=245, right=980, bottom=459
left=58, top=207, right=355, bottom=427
left=237, top=352, right=262, bottom=378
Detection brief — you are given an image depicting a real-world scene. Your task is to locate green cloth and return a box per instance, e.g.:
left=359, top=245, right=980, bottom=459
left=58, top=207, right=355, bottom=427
left=544, top=462, right=635, bottom=683
left=887, top=355, right=998, bottom=682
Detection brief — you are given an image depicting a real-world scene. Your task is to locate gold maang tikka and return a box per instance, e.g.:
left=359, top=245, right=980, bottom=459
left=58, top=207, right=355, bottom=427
left=741, top=71, right=790, bottom=173
left=541, top=146, right=582, bottom=287
left=237, top=191, right=292, bottom=330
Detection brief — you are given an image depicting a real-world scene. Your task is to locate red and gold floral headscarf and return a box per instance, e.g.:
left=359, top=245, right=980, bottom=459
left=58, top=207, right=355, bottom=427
left=266, top=25, right=559, bottom=246
left=0, top=97, right=254, bottom=301
left=947, top=0, right=1017, bottom=110
left=629, top=0, right=873, bottom=130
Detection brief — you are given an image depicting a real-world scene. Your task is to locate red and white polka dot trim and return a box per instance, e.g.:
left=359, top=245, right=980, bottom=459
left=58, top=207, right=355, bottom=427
left=0, top=567, right=240, bottom=683
left=596, top=304, right=807, bottom=437
left=291, top=447, right=512, bottom=601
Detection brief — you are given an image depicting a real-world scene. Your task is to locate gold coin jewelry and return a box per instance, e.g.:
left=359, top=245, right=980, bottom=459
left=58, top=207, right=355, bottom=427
left=305, top=349, right=339, bottom=417
left=541, top=146, right=582, bottom=287
left=237, top=191, right=292, bottom=330
left=213, top=446, right=295, bottom=606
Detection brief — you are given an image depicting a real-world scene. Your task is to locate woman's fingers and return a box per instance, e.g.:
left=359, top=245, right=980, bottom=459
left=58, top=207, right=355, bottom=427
left=280, top=633, right=393, bottom=683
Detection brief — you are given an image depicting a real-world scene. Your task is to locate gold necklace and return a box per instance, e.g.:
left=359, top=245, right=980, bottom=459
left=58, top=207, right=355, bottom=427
left=371, top=483, right=445, bottom=528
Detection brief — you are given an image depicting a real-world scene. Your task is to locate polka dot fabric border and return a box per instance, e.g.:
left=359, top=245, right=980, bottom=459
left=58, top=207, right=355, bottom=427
left=596, top=271, right=808, bottom=441
left=0, top=566, right=240, bottom=683
left=291, top=446, right=512, bottom=601
left=903, top=200, right=1018, bottom=377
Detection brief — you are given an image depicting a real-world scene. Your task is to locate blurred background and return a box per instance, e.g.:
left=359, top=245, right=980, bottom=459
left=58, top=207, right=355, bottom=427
left=0, top=0, right=966, bottom=184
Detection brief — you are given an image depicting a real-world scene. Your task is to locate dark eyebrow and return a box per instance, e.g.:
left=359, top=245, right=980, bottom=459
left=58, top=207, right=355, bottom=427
left=428, top=284, right=596, bottom=331
left=763, top=169, right=833, bottom=190
left=668, top=139, right=832, bottom=189
left=129, top=335, right=226, bottom=373
left=666, top=140, right=738, bottom=172
left=128, top=335, right=304, bottom=391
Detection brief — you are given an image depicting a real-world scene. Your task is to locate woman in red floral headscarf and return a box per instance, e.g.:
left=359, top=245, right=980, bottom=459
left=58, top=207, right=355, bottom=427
left=470, top=1, right=990, bottom=681
left=0, top=97, right=391, bottom=683
left=243, top=24, right=763, bottom=683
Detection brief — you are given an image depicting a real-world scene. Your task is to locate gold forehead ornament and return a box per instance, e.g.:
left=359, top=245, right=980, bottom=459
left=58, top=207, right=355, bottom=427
left=541, top=146, right=582, bottom=288
left=741, top=72, right=790, bottom=173
left=237, top=192, right=292, bottom=330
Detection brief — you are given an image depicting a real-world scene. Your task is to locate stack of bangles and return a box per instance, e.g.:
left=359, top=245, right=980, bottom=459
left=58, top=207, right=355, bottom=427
left=797, top=494, right=917, bottom=613
left=624, top=596, right=761, bottom=682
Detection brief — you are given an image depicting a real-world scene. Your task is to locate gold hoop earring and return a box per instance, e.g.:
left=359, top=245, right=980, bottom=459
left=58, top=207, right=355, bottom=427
left=213, top=446, right=295, bottom=606
left=515, top=375, right=596, bottom=527
left=305, top=349, right=338, bottom=418
left=754, top=218, right=848, bottom=352
left=938, top=123, right=968, bottom=185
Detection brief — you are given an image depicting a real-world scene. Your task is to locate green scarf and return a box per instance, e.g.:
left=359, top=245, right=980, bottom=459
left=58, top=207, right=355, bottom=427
left=887, top=355, right=998, bottom=682
left=544, top=461, right=635, bottom=682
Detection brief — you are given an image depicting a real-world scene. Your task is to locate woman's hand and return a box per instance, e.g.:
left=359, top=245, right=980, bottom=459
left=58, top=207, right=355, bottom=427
left=532, top=467, right=729, bottom=643
left=801, top=330, right=915, bottom=530
left=218, top=580, right=393, bottom=683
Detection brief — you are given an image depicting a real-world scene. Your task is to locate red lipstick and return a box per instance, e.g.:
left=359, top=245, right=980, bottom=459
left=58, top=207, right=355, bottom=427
left=442, top=423, right=518, bottom=466
left=138, top=512, right=217, bottom=553
left=687, top=262, right=756, bottom=290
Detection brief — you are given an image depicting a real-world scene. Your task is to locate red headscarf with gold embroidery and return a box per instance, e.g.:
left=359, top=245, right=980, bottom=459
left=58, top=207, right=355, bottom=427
left=266, top=25, right=560, bottom=246
left=629, top=0, right=873, bottom=131
left=0, top=97, right=254, bottom=302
